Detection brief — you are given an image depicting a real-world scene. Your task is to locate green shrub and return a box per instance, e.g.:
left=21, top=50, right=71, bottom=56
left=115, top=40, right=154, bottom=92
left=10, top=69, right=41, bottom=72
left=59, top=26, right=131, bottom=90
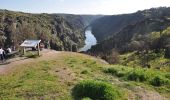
left=165, top=73, right=170, bottom=79
left=104, top=66, right=129, bottom=77
left=150, top=75, right=169, bottom=86
left=127, top=69, right=148, bottom=82
left=81, top=70, right=88, bottom=74
left=104, top=68, right=118, bottom=75
left=104, top=66, right=170, bottom=87
left=116, top=71, right=126, bottom=77
left=72, top=80, right=123, bottom=100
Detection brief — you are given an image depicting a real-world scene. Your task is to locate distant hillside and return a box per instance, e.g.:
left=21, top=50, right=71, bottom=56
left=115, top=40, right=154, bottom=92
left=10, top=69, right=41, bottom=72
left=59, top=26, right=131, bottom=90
left=89, top=7, right=170, bottom=57
left=0, top=10, right=100, bottom=51
left=90, top=16, right=170, bottom=55
left=58, top=14, right=103, bottom=29
left=91, top=7, right=170, bottom=42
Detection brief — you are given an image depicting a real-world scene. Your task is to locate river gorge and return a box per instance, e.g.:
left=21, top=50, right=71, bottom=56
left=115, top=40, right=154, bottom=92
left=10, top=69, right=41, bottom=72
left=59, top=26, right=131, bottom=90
left=79, top=29, right=97, bottom=52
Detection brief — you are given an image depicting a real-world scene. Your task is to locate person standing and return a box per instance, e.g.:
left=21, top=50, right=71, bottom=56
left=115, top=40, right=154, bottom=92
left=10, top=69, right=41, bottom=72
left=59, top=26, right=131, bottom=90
left=7, top=47, right=12, bottom=53
left=0, top=47, right=5, bottom=63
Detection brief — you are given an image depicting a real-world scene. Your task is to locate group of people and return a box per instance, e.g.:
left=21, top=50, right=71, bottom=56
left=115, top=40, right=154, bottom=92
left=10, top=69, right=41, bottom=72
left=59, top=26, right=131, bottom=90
left=0, top=47, right=12, bottom=63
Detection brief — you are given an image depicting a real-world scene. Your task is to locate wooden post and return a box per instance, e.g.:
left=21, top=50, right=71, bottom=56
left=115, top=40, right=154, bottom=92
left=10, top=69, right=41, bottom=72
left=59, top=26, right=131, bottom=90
left=37, top=43, right=40, bottom=56
left=23, top=47, right=26, bottom=55
left=70, top=44, right=72, bottom=52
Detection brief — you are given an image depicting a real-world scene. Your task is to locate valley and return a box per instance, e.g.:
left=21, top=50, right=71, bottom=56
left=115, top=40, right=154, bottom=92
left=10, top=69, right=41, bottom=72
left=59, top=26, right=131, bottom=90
left=0, top=10, right=101, bottom=51
left=0, top=6, right=170, bottom=100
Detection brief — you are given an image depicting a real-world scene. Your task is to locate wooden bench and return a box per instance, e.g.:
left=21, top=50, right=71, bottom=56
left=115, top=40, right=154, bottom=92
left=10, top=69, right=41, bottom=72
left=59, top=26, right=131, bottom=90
left=6, top=51, right=19, bottom=58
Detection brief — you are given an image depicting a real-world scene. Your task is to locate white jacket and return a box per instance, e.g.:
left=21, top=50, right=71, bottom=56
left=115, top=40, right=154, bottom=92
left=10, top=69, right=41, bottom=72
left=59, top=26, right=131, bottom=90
left=0, top=49, right=4, bottom=54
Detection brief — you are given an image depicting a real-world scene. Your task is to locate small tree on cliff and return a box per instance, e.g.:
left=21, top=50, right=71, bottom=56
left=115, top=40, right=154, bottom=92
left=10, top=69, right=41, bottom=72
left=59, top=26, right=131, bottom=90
left=102, top=49, right=120, bottom=64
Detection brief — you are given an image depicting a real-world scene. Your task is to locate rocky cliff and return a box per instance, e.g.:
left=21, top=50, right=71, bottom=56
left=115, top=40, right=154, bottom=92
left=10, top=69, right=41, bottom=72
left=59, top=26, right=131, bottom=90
left=0, top=10, right=100, bottom=51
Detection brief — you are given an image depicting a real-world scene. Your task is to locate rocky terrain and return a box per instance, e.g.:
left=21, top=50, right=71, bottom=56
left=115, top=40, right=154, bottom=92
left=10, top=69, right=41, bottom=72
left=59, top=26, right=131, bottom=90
left=91, top=7, right=170, bottom=42
left=0, top=10, right=100, bottom=51
left=90, top=7, right=170, bottom=58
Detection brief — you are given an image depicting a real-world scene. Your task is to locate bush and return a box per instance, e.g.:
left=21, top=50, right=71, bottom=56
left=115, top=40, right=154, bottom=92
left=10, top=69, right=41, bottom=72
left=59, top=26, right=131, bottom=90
left=104, top=67, right=125, bottom=77
left=165, top=73, right=170, bottom=79
left=104, top=66, right=170, bottom=87
left=81, top=70, right=88, bottom=74
left=127, top=69, right=148, bottom=82
left=104, top=68, right=118, bottom=75
left=150, top=75, right=169, bottom=86
left=72, top=80, right=123, bottom=100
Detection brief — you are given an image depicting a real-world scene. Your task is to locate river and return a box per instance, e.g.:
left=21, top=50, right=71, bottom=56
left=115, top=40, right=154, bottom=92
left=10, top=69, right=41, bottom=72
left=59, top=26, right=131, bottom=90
left=79, top=29, right=97, bottom=52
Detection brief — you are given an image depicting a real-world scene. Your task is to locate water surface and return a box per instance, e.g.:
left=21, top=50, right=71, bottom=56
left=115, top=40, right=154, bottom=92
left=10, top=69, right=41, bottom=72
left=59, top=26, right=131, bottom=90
left=79, top=30, right=97, bottom=51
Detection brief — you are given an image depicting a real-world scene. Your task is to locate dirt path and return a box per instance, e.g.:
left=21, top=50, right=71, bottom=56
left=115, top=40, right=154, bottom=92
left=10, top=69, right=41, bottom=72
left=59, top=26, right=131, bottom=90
left=0, top=50, right=108, bottom=75
left=0, top=49, right=59, bottom=75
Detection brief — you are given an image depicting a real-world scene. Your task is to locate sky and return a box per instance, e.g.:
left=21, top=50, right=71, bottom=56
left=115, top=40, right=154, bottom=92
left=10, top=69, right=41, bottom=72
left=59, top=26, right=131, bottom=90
left=0, top=0, right=170, bottom=15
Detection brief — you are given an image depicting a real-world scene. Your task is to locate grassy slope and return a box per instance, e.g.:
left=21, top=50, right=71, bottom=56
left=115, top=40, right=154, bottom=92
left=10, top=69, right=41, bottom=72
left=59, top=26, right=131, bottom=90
left=119, top=51, right=170, bottom=98
left=0, top=52, right=169, bottom=99
left=120, top=51, right=170, bottom=72
left=0, top=52, right=108, bottom=99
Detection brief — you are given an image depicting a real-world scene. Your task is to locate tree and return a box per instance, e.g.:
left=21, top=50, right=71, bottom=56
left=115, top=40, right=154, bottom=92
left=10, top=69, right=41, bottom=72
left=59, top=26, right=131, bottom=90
left=165, top=45, right=170, bottom=58
left=103, top=49, right=120, bottom=64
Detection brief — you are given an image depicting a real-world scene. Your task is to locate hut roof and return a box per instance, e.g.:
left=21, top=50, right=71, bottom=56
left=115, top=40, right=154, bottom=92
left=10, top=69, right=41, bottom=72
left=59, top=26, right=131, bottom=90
left=20, top=40, right=41, bottom=48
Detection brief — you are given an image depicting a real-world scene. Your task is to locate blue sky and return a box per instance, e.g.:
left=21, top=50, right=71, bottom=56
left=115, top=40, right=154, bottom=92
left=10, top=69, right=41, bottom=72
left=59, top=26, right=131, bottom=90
left=0, top=0, right=170, bottom=15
